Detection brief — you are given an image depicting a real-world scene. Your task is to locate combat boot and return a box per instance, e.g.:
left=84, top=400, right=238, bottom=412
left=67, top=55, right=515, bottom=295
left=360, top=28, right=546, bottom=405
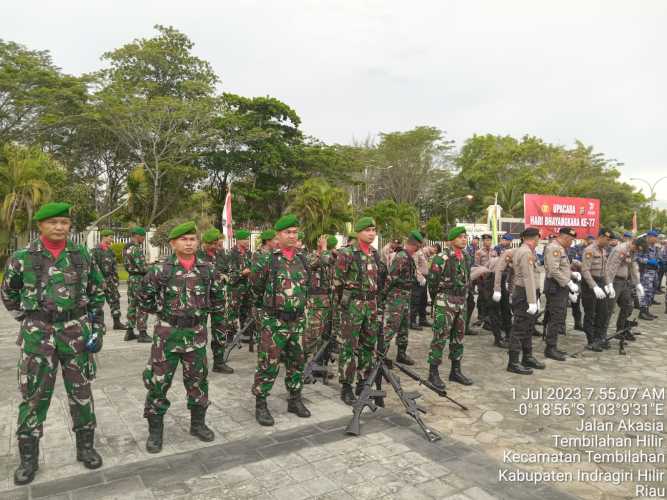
left=410, top=320, right=423, bottom=331
left=137, top=330, right=152, bottom=343
left=14, top=436, right=39, bottom=486
left=145, top=415, right=164, bottom=453
left=522, top=350, right=545, bottom=370
left=419, top=316, right=432, bottom=328
left=428, top=364, right=446, bottom=391
left=75, top=430, right=103, bottom=470
left=449, top=359, right=473, bottom=385
left=492, top=330, right=508, bottom=348
left=396, top=347, right=415, bottom=366
left=112, top=315, right=127, bottom=330
left=574, top=321, right=584, bottom=332
left=507, top=351, right=532, bottom=375
left=255, top=396, right=274, bottom=426
left=212, top=353, right=234, bottom=374
left=638, top=307, right=654, bottom=321
left=287, top=391, right=311, bottom=418
left=124, top=327, right=138, bottom=341
left=340, top=384, right=356, bottom=406
left=190, top=406, right=215, bottom=442
left=544, top=345, right=566, bottom=362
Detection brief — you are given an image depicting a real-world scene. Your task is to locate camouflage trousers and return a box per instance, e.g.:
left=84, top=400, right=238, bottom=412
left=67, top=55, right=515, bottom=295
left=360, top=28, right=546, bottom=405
left=17, top=318, right=97, bottom=437
left=383, top=290, right=410, bottom=349
left=143, top=325, right=209, bottom=417
left=103, top=278, right=121, bottom=318
left=303, top=295, right=332, bottom=357
left=127, top=275, right=148, bottom=331
left=252, top=312, right=306, bottom=398
left=209, top=310, right=227, bottom=362
left=224, top=288, right=254, bottom=342
left=640, top=270, right=657, bottom=307
left=338, top=293, right=379, bottom=385
left=428, top=295, right=466, bottom=365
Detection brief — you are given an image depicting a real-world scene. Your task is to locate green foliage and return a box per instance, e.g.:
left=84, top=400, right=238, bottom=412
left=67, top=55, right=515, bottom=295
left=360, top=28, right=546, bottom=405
left=111, top=242, right=125, bottom=263
left=362, top=200, right=418, bottom=240
left=287, top=178, right=351, bottom=247
left=425, top=216, right=444, bottom=241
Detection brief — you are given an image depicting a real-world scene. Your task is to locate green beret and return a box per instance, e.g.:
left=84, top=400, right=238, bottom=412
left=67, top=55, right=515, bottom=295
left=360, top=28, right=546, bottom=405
left=234, top=229, right=250, bottom=240
left=408, top=229, right=424, bottom=243
left=326, top=235, right=338, bottom=249
left=100, top=229, right=114, bottom=237
left=169, top=221, right=197, bottom=240
left=274, top=214, right=299, bottom=231
left=298, top=231, right=305, bottom=241
left=447, top=226, right=467, bottom=241
left=354, top=217, right=376, bottom=232
left=202, top=228, right=221, bottom=244
left=33, top=202, right=71, bottom=222
left=131, top=227, right=146, bottom=236
left=260, top=229, right=276, bottom=242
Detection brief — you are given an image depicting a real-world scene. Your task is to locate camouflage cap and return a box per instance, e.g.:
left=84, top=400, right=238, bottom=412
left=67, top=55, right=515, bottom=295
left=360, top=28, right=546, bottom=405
left=99, top=229, right=114, bottom=237
left=234, top=229, right=251, bottom=240
left=354, top=216, right=375, bottom=232
left=33, top=202, right=72, bottom=221
left=275, top=214, right=299, bottom=231
left=169, top=221, right=197, bottom=240
left=202, top=227, right=222, bottom=244
left=447, top=226, right=467, bottom=241
left=131, top=226, right=146, bottom=236
left=326, top=235, right=338, bottom=249
left=260, top=229, right=277, bottom=242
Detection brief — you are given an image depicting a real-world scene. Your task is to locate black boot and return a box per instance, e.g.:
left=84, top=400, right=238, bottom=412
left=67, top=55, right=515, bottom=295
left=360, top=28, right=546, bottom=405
left=396, top=347, right=415, bottom=366
left=124, top=327, right=137, bottom=341
left=493, top=330, right=509, bottom=348
left=112, top=315, right=127, bottom=330
left=522, top=350, right=545, bottom=370
left=419, top=317, right=432, bottom=328
left=255, top=396, right=274, bottom=426
left=14, top=436, right=39, bottom=486
left=507, top=351, right=532, bottom=375
left=448, top=359, right=473, bottom=385
left=212, top=353, right=234, bottom=374
left=137, top=330, right=152, bottom=343
left=428, top=364, right=446, bottom=391
left=410, top=320, right=423, bottom=331
left=574, top=321, right=584, bottom=332
left=190, top=406, right=215, bottom=442
left=544, top=345, right=566, bottom=361
left=75, top=430, right=103, bottom=470
left=638, top=307, right=654, bottom=321
left=341, top=384, right=356, bottom=406
left=287, top=391, right=311, bottom=418
left=145, top=415, right=164, bottom=453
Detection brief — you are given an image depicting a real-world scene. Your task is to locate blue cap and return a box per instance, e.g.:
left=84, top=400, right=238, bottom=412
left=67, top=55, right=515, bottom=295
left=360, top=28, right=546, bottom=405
left=501, top=234, right=513, bottom=241
left=646, top=230, right=659, bottom=237
left=623, top=231, right=633, bottom=238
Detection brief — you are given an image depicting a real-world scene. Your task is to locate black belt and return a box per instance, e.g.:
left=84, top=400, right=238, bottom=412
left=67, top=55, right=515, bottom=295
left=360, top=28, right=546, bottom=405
left=437, top=289, right=467, bottom=297
left=26, top=308, right=86, bottom=323
left=347, top=291, right=377, bottom=301
left=267, top=310, right=304, bottom=322
left=614, top=277, right=630, bottom=282
left=159, top=315, right=205, bottom=328
left=129, top=272, right=146, bottom=277
left=309, top=288, right=330, bottom=295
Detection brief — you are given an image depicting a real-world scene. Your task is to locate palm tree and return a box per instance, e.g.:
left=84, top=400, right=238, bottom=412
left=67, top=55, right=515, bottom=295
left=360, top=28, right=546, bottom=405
left=288, top=178, right=351, bottom=247
left=0, top=144, right=54, bottom=234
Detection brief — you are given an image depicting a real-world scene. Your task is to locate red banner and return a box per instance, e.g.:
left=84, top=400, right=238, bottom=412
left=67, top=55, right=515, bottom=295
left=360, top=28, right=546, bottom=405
left=523, top=194, right=600, bottom=239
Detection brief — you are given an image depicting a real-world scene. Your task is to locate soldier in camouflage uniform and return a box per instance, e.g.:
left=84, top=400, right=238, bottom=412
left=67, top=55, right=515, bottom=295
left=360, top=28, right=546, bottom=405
left=250, top=214, right=311, bottom=426
left=123, top=227, right=150, bottom=342
left=384, top=230, right=423, bottom=365
left=334, top=217, right=386, bottom=406
left=198, top=228, right=233, bottom=373
left=636, top=230, right=660, bottom=320
left=92, top=229, right=126, bottom=330
left=1, top=202, right=105, bottom=485
left=427, top=226, right=474, bottom=390
left=223, top=229, right=254, bottom=351
left=139, top=222, right=224, bottom=453
left=303, top=235, right=337, bottom=358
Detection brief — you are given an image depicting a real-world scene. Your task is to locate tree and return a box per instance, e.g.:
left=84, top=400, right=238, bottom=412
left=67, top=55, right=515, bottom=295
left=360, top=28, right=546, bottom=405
left=362, top=200, right=418, bottom=240
left=425, top=216, right=444, bottom=241
left=287, top=179, right=351, bottom=247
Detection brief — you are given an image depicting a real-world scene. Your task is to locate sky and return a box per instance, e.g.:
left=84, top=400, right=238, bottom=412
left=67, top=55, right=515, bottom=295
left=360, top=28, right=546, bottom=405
left=5, top=0, right=667, bottom=205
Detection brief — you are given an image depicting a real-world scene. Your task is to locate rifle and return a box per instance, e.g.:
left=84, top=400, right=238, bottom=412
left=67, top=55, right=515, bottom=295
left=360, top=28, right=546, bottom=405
left=303, top=336, right=337, bottom=384
left=223, top=318, right=255, bottom=363
left=389, top=360, right=468, bottom=411
left=345, top=346, right=387, bottom=437
left=570, top=324, right=632, bottom=358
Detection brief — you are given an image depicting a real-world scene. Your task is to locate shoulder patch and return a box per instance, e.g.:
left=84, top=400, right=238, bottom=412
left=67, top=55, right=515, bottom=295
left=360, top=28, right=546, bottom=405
left=586, top=252, right=593, bottom=258
left=553, top=250, right=560, bottom=257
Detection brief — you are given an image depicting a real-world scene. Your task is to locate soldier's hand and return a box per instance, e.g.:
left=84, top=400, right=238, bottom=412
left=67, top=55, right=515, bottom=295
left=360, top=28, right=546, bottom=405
left=593, top=286, right=607, bottom=300
left=567, top=281, right=579, bottom=294
left=241, top=268, right=251, bottom=277
left=492, top=291, right=502, bottom=302
left=527, top=303, right=538, bottom=315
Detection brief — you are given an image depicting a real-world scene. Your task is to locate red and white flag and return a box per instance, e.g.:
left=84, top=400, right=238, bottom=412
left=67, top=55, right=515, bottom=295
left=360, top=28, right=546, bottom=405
left=223, top=186, right=233, bottom=248
left=632, top=210, right=637, bottom=234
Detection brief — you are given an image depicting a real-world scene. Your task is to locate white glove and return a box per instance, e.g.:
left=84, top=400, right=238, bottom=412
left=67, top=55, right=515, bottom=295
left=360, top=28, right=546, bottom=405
left=593, top=286, right=606, bottom=300
left=536, top=298, right=541, bottom=312
left=492, top=291, right=502, bottom=302
left=418, top=276, right=426, bottom=287
left=567, top=281, right=579, bottom=294
left=571, top=271, right=581, bottom=281
left=527, top=303, right=538, bottom=315
left=636, top=284, right=645, bottom=299
left=606, top=285, right=616, bottom=299
left=569, top=292, right=579, bottom=303
left=505, top=281, right=510, bottom=291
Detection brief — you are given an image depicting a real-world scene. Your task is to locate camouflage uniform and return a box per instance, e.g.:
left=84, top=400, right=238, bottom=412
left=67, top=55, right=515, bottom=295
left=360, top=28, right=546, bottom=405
left=384, top=248, right=417, bottom=350
left=1, top=239, right=106, bottom=438
left=197, top=248, right=228, bottom=364
left=334, top=242, right=384, bottom=385
left=303, top=249, right=335, bottom=357
left=427, top=247, right=470, bottom=365
left=138, top=254, right=225, bottom=416
left=123, top=241, right=148, bottom=332
left=250, top=249, right=308, bottom=398
left=224, top=246, right=254, bottom=344
left=92, top=243, right=121, bottom=320
left=636, top=244, right=659, bottom=308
